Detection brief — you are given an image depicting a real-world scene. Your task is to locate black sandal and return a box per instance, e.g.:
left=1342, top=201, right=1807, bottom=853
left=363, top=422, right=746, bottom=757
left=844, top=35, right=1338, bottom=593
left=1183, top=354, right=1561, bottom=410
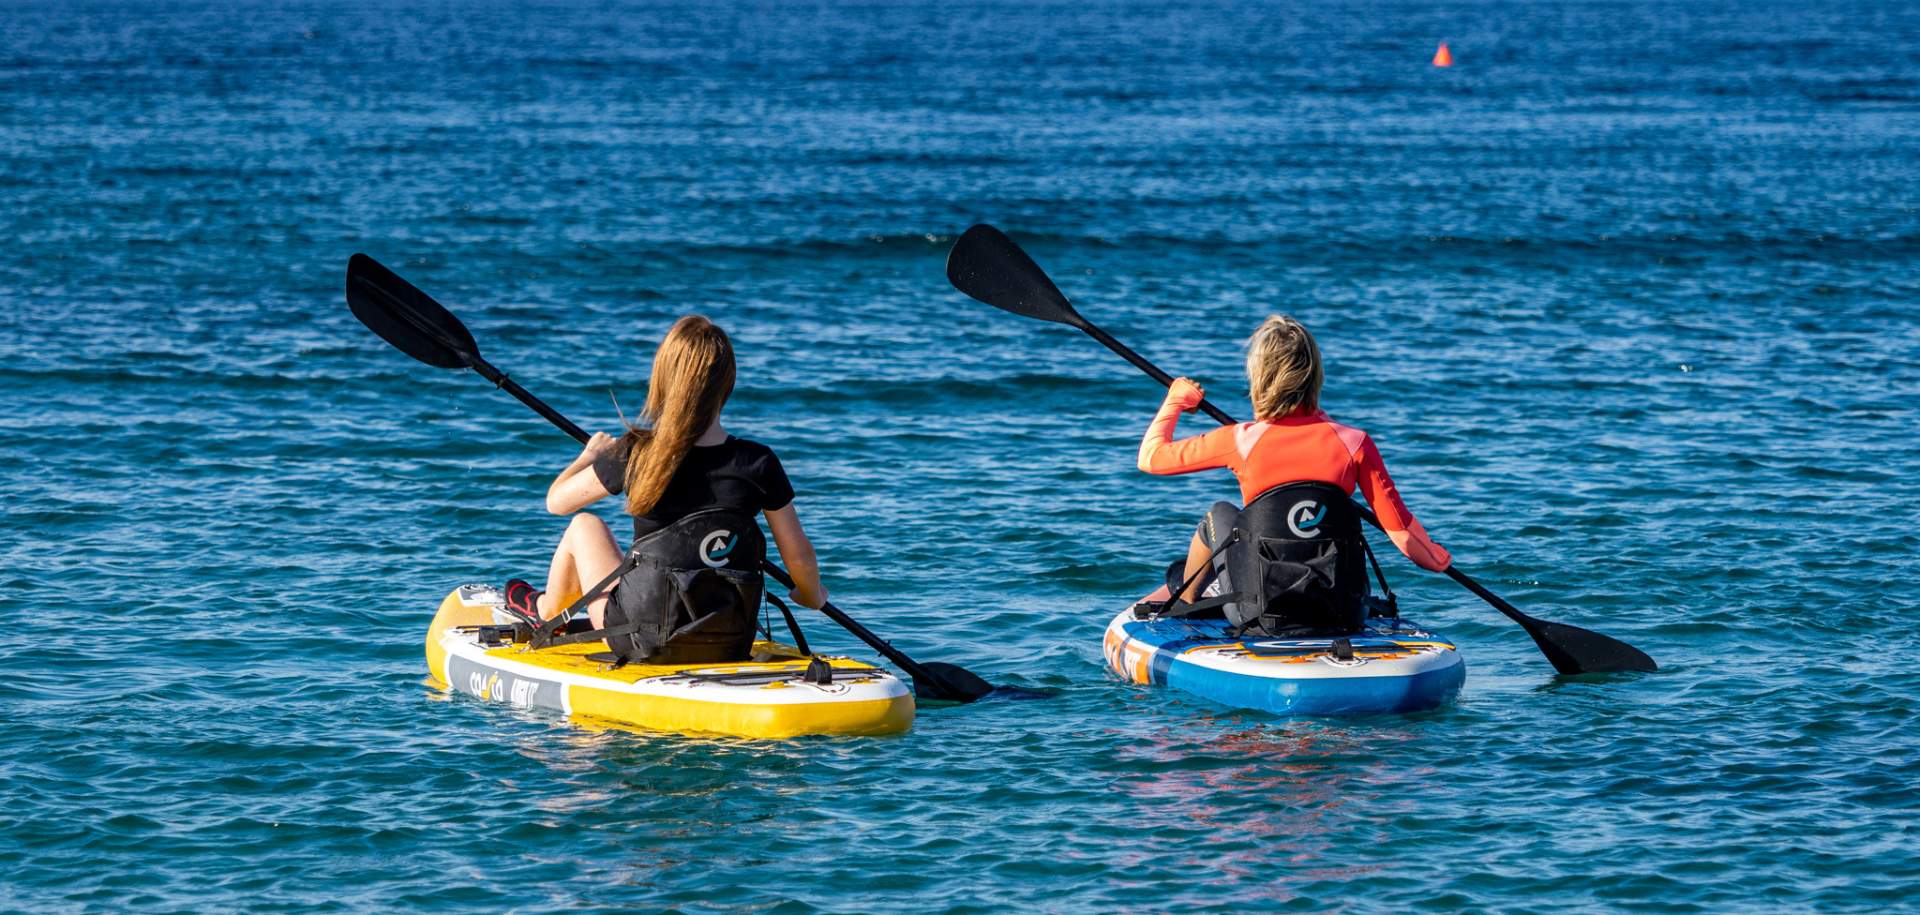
left=502, top=578, right=545, bottom=625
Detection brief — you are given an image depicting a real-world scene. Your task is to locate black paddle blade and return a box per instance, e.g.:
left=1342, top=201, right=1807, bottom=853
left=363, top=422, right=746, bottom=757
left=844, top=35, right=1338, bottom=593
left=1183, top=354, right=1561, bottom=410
left=1523, top=618, right=1659, bottom=675
left=1446, top=566, right=1656, bottom=675
left=946, top=224, right=1086, bottom=328
left=345, top=254, right=480, bottom=369
left=912, top=661, right=996, bottom=703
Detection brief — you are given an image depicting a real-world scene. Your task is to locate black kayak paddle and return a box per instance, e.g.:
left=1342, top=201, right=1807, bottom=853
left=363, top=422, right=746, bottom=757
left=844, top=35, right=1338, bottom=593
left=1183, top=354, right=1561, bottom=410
left=944, top=224, right=1656, bottom=676
left=345, top=253, right=995, bottom=703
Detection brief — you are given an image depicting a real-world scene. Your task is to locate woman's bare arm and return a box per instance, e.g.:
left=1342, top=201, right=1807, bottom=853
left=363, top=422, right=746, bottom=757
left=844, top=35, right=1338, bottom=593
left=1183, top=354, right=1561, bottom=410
left=764, top=503, right=825, bottom=608
left=546, top=432, right=617, bottom=515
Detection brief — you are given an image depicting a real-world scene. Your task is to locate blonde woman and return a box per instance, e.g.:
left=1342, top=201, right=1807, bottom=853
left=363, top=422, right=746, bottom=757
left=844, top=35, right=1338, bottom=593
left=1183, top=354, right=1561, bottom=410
left=504, top=316, right=825, bottom=642
left=1138, top=315, right=1451, bottom=605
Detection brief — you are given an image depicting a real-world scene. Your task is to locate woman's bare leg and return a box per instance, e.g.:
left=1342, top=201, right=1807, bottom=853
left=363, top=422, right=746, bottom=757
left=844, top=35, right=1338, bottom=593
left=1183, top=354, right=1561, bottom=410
left=1179, top=531, right=1210, bottom=602
left=1179, top=502, right=1238, bottom=602
left=536, top=513, right=623, bottom=628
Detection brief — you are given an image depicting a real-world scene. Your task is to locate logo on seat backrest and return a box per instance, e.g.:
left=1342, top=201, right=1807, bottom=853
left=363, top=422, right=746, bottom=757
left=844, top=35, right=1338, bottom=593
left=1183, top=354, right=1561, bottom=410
left=699, top=530, right=737, bottom=568
left=1287, top=501, right=1327, bottom=538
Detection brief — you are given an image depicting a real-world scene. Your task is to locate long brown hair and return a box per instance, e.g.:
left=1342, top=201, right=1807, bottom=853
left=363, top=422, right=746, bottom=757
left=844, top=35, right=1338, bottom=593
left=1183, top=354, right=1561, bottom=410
left=1246, top=315, right=1323, bottom=420
left=621, top=315, right=736, bottom=515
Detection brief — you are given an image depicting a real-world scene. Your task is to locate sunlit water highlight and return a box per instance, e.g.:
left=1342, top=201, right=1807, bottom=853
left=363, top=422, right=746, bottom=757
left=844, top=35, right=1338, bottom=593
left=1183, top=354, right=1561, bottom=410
left=3, top=0, right=1918, bottom=910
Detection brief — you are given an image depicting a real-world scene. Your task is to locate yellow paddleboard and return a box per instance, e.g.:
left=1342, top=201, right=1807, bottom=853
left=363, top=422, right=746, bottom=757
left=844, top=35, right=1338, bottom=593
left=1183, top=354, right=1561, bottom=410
left=425, top=585, right=914, bottom=739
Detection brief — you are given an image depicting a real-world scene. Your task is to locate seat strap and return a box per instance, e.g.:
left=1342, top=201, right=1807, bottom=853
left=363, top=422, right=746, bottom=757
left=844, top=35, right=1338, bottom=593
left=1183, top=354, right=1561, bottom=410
left=537, top=614, right=653, bottom=648
left=533, top=562, right=755, bottom=653
left=1153, top=531, right=1239, bottom=620
left=1359, top=534, right=1397, bottom=613
left=527, top=549, right=647, bottom=648
left=538, top=607, right=725, bottom=650
left=765, top=591, right=811, bottom=656
left=1159, top=591, right=1254, bottom=620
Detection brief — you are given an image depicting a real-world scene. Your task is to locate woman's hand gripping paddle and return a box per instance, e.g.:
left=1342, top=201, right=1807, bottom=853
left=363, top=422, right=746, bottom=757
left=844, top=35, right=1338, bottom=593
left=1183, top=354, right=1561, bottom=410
left=344, top=254, right=995, bottom=703
left=944, top=225, right=1657, bottom=675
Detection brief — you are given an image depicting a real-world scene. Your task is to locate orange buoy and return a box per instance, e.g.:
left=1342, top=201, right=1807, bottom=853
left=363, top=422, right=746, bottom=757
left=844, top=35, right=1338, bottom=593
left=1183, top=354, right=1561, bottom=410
left=1432, top=42, right=1453, bottom=67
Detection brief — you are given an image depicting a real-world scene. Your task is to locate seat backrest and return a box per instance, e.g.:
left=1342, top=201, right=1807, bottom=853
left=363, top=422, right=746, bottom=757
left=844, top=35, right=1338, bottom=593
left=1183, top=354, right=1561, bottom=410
left=1226, top=482, right=1371, bottom=634
left=605, top=507, right=767, bottom=662
left=1239, top=481, right=1365, bottom=545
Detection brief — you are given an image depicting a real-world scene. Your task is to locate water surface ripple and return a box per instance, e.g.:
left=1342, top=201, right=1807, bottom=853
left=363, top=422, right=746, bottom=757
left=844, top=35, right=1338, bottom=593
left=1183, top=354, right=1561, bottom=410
left=3, top=1, right=1918, bottom=911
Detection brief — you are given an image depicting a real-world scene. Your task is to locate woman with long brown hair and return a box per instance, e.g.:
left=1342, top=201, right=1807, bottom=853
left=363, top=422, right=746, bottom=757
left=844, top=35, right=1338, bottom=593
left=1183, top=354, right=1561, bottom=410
left=503, top=315, right=825, bottom=638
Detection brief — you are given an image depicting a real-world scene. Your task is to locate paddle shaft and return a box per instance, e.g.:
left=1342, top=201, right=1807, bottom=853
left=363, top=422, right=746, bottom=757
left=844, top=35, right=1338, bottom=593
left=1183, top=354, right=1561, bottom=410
left=346, top=252, right=995, bottom=696
left=464, top=366, right=962, bottom=688
left=1066, top=323, right=1543, bottom=628
left=465, top=356, right=591, bottom=444
left=944, top=225, right=1651, bottom=671
left=758, top=563, right=952, bottom=685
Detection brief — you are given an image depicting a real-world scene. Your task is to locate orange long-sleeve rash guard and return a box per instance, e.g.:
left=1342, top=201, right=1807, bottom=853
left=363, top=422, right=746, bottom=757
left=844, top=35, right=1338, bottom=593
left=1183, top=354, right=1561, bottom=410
left=1136, top=390, right=1452, bottom=572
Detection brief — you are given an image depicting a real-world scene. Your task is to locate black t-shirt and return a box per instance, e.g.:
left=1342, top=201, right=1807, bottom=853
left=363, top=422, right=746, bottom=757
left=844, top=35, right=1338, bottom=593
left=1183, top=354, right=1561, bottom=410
left=593, top=434, right=795, bottom=538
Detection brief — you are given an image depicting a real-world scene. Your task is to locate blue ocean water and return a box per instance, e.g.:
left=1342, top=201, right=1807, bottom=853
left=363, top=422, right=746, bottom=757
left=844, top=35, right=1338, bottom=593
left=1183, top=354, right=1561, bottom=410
left=4, top=0, right=1919, bottom=910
